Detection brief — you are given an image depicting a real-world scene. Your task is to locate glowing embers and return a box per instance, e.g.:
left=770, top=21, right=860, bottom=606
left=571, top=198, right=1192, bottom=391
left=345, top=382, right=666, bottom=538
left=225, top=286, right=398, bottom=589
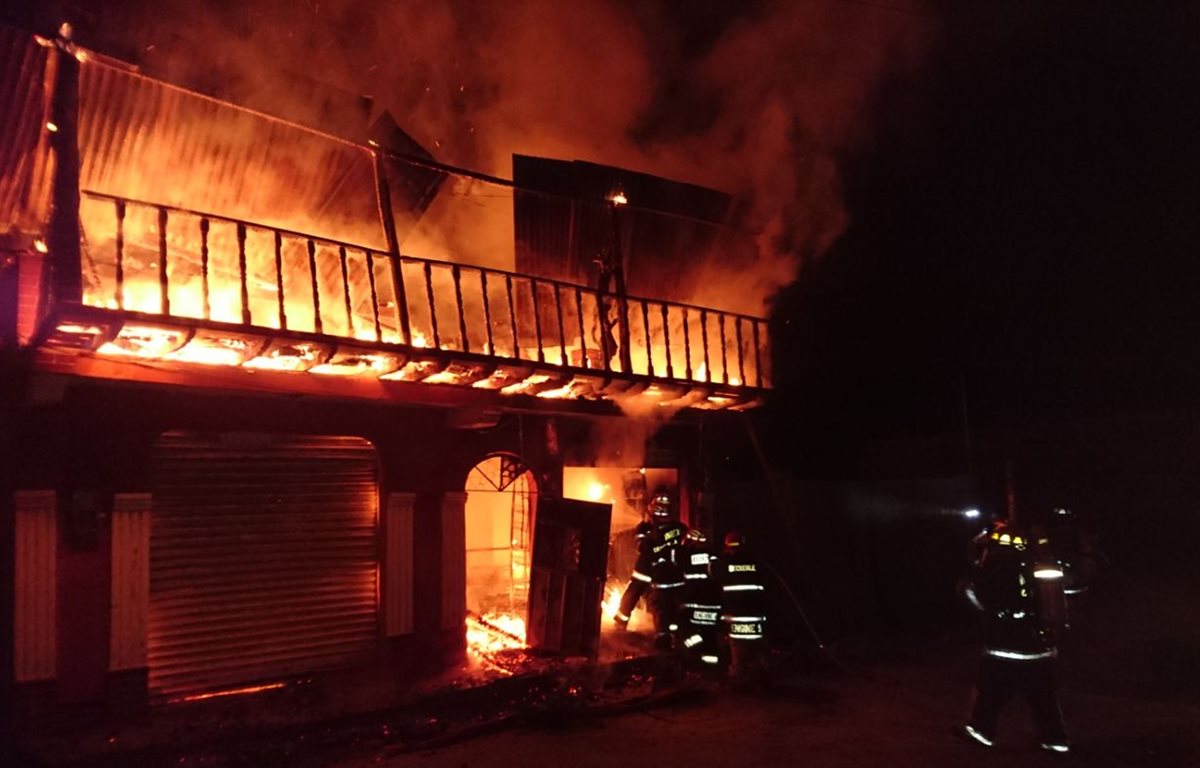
left=630, top=383, right=694, bottom=407
left=243, top=340, right=332, bottom=372
left=472, top=364, right=534, bottom=390
left=48, top=322, right=111, bottom=349
left=421, top=362, right=490, bottom=386
left=98, top=323, right=190, bottom=358
left=466, top=612, right=529, bottom=677
left=536, top=375, right=606, bottom=400
left=500, top=373, right=559, bottom=396
left=309, top=346, right=404, bottom=377
left=169, top=681, right=287, bottom=705
left=380, top=357, right=446, bottom=382
left=691, top=390, right=741, bottom=410
left=169, top=331, right=266, bottom=367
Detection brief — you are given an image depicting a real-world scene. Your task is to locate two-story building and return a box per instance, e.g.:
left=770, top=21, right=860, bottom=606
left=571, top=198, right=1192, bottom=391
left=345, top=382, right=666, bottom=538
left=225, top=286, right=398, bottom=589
left=0, top=25, right=770, bottom=727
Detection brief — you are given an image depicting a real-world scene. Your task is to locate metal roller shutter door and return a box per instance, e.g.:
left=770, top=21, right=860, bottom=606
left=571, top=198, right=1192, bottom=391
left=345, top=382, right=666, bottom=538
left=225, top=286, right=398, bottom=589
left=149, top=432, right=379, bottom=698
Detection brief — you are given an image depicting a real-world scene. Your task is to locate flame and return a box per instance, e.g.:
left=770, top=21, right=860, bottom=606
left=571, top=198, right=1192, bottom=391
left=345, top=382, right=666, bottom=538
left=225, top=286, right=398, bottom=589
left=72, top=192, right=766, bottom=401
left=499, top=373, right=551, bottom=395
left=309, top=350, right=402, bottom=376
left=601, top=585, right=622, bottom=622
left=170, top=333, right=261, bottom=367
left=65, top=63, right=769, bottom=398
left=585, top=481, right=610, bottom=502
left=243, top=341, right=328, bottom=371
left=466, top=611, right=528, bottom=675
left=56, top=323, right=103, bottom=336
left=97, top=323, right=188, bottom=358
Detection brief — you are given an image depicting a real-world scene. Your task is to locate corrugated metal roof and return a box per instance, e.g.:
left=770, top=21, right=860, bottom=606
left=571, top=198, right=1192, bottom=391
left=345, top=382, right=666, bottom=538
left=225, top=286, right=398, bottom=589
left=0, top=26, right=53, bottom=232
left=77, top=58, right=387, bottom=250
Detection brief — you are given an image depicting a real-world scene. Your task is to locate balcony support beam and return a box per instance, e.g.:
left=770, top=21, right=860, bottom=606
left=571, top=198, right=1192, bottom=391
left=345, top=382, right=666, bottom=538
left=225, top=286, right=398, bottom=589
left=46, top=32, right=82, bottom=305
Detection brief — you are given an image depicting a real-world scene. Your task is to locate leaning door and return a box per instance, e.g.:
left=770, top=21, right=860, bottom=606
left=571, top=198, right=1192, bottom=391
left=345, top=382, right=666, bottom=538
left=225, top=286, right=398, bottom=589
left=525, top=497, right=611, bottom=655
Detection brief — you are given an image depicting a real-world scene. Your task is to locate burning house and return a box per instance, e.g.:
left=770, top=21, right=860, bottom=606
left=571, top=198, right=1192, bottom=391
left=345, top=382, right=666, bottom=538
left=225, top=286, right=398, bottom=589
left=0, top=25, right=770, bottom=728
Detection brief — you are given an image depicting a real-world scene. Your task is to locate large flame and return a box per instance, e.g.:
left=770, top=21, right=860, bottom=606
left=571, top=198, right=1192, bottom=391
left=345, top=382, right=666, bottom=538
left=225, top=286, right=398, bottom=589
left=74, top=192, right=767, bottom=398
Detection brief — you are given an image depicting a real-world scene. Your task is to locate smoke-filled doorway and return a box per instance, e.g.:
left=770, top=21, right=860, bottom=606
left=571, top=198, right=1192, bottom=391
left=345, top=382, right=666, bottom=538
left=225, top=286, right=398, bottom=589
left=562, top=466, right=680, bottom=631
left=464, top=455, right=538, bottom=648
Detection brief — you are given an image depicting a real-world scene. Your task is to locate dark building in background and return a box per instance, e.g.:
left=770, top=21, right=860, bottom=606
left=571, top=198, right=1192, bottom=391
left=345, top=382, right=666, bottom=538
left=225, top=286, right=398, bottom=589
left=513, top=155, right=756, bottom=306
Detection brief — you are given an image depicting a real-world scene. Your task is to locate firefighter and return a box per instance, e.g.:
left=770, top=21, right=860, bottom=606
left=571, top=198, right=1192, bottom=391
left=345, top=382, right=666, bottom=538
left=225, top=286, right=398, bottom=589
left=613, top=521, right=654, bottom=630
left=1044, top=506, right=1104, bottom=601
left=614, top=490, right=688, bottom=649
left=716, top=531, right=768, bottom=685
left=679, top=527, right=721, bottom=667
left=960, top=521, right=1071, bottom=753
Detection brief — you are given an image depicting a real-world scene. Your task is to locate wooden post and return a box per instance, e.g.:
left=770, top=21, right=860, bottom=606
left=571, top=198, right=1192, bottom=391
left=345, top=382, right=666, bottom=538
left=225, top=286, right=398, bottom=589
left=46, top=31, right=82, bottom=304
left=372, top=151, right=412, bottom=345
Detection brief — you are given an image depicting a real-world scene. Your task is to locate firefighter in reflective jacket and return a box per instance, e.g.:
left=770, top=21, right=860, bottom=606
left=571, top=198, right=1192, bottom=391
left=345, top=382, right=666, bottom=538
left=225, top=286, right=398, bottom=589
left=960, top=521, right=1071, bottom=753
left=679, top=528, right=721, bottom=666
left=614, top=522, right=653, bottom=629
left=614, top=491, right=688, bottom=648
left=716, top=531, right=768, bottom=681
left=1044, top=506, right=1104, bottom=602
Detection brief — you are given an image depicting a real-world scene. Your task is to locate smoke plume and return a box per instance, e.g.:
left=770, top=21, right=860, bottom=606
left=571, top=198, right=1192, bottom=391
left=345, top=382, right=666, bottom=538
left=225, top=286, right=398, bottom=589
left=76, top=0, right=931, bottom=316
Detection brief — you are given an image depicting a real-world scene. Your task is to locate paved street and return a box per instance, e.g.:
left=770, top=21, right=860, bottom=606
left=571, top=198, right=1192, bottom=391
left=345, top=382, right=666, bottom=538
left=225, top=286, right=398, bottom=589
left=330, top=641, right=1199, bottom=768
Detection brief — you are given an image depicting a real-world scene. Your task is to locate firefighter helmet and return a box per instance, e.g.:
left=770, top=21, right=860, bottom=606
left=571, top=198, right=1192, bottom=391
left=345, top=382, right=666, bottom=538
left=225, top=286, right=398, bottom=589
left=648, top=488, right=675, bottom=520
left=723, top=531, right=745, bottom=553
left=986, top=520, right=1028, bottom=551
left=686, top=527, right=708, bottom=546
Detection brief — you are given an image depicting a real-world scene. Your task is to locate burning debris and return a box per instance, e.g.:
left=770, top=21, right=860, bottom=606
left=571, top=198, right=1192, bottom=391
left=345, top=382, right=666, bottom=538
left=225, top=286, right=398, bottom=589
left=465, top=612, right=530, bottom=677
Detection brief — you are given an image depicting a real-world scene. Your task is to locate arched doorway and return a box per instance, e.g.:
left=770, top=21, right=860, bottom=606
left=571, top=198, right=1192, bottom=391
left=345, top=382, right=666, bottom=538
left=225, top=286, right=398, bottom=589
left=463, top=454, right=538, bottom=639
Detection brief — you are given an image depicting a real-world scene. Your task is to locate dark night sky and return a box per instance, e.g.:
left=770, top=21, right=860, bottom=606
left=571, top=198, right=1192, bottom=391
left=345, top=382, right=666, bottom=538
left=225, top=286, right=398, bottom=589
left=774, top=3, right=1200, bottom=451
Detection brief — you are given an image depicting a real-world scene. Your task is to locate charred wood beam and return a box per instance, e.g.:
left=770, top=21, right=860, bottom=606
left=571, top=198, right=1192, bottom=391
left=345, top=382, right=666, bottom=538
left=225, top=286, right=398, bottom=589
left=661, top=302, right=672, bottom=379
left=46, top=32, right=82, bottom=305
left=366, top=250, right=382, bottom=342
left=373, top=150, right=412, bottom=346
left=682, top=307, right=692, bottom=381
left=481, top=270, right=495, bottom=356
left=735, top=317, right=746, bottom=387
left=753, top=321, right=763, bottom=388
left=306, top=238, right=322, bottom=335
left=157, top=206, right=169, bottom=315
left=199, top=216, right=210, bottom=320
left=718, top=314, right=728, bottom=385
left=273, top=231, right=286, bottom=330
left=115, top=199, right=125, bottom=310
left=238, top=222, right=251, bottom=326
left=338, top=245, right=353, bottom=336
left=453, top=264, right=468, bottom=354
left=574, top=287, right=587, bottom=369
left=530, top=278, right=544, bottom=363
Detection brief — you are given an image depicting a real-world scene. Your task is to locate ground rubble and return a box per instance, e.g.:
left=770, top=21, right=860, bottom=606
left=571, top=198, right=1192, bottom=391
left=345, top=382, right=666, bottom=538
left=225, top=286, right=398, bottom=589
left=17, top=632, right=690, bottom=768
